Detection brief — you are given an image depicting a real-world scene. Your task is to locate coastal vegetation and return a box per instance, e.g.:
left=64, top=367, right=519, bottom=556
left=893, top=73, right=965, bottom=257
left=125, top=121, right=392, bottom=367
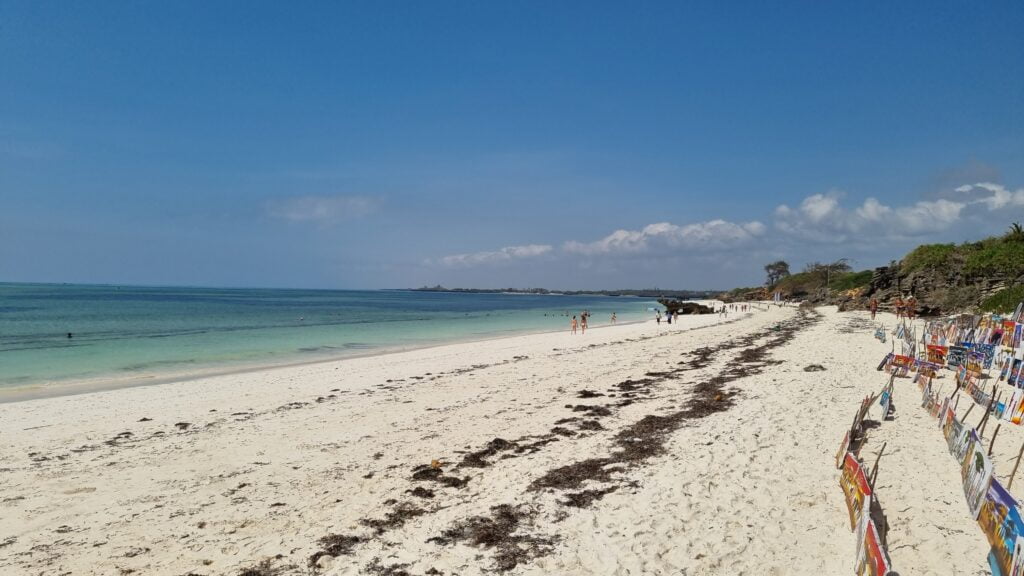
left=737, top=223, right=1024, bottom=315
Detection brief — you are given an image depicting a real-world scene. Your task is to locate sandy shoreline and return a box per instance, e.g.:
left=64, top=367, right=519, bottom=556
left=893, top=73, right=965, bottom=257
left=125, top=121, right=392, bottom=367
left=0, top=305, right=1002, bottom=575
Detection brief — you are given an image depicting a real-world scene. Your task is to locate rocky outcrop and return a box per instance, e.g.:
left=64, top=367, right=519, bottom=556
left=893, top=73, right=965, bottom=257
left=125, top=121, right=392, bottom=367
left=863, top=264, right=1017, bottom=316
left=657, top=299, right=714, bottom=315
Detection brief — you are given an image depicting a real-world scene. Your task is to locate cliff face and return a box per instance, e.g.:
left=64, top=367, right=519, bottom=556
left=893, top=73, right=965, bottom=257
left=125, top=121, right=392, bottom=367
left=863, top=263, right=1015, bottom=316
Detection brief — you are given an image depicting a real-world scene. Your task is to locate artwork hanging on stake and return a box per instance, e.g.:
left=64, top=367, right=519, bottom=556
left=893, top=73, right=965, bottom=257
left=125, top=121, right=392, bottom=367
left=854, top=514, right=894, bottom=576
left=962, top=430, right=996, bottom=520
left=949, top=346, right=969, bottom=368
left=977, top=478, right=1024, bottom=576
left=840, top=453, right=872, bottom=530
left=927, top=344, right=949, bottom=365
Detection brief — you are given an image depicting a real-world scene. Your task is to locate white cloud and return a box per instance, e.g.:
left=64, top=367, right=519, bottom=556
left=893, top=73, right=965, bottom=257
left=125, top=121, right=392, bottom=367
left=266, top=195, right=377, bottom=223
left=955, top=182, right=1024, bottom=211
left=773, top=182, right=1024, bottom=242
left=425, top=180, right=1024, bottom=277
left=439, top=244, right=553, bottom=267
left=563, top=219, right=766, bottom=255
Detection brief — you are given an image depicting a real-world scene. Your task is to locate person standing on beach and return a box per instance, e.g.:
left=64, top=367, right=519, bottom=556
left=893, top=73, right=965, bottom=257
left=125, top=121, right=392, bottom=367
left=869, top=298, right=878, bottom=320
left=580, top=312, right=588, bottom=334
left=611, top=312, right=617, bottom=324
left=894, top=296, right=905, bottom=319
left=571, top=315, right=578, bottom=334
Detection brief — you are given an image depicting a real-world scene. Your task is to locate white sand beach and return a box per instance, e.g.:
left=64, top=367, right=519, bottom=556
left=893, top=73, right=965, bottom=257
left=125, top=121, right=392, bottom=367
left=0, top=306, right=1003, bottom=575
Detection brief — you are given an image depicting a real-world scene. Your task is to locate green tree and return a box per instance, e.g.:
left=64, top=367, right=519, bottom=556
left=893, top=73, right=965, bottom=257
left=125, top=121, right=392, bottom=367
left=764, top=260, right=791, bottom=286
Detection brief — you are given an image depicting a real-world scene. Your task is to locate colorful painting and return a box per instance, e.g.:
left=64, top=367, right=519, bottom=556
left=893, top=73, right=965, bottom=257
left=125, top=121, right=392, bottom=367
left=853, top=501, right=870, bottom=573
left=840, top=453, right=872, bottom=531
left=968, top=351, right=985, bottom=376
left=978, top=478, right=1024, bottom=576
left=940, top=403, right=952, bottom=428
left=855, top=516, right=893, bottom=576
left=937, top=397, right=950, bottom=426
left=887, top=354, right=914, bottom=377
left=1010, top=359, right=1024, bottom=387
left=948, top=417, right=970, bottom=462
left=1010, top=535, right=1024, bottom=576
left=920, top=379, right=932, bottom=408
left=962, top=430, right=995, bottom=520
left=928, top=344, right=949, bottom=365
left=1003, top=321, right=1017, bottom=347
left=949, top=345, right=969, bottom=368
left=1004, top=389, right=1024, bottom=425
left=916, top=361, right=942, bottom=383
left=981, top=344, right=998, bottom=369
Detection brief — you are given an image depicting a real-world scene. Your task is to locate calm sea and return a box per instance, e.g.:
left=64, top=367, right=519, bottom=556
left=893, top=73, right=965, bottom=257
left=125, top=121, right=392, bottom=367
left=0, top=283, right=658, bottom=391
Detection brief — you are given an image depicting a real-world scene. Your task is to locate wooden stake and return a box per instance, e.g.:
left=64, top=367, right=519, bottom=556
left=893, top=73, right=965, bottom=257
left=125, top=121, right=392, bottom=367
left=989, top=424, right=1002, bottom=456
left=1009, top=440, right=1024, bottom=490
left=869, top=442, right=887, bottom=490
left=953, top=393, right=960, bottom=412
left=963, top=402, right=976, bottom=421
left=980, top=392, right=1000, bottom=438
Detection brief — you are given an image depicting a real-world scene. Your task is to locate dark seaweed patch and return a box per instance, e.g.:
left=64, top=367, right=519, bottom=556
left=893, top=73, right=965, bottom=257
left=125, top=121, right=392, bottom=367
left=308, top=534, right=360, bottom=567
left=411, top=465, right=469, bottom=488
left=562, top=487, right=618, bottom=507
left=429, top=504, right=558, bottom=571
left=359, top=502, right=426, bottom=534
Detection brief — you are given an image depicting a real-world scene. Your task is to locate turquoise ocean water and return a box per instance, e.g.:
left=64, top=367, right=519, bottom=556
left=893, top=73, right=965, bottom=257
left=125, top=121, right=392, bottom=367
left=0, top=283, right=657, bottom=392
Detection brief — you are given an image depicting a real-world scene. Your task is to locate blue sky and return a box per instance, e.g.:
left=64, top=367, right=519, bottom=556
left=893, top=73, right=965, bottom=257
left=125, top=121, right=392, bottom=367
left=1, top=1, right=1022, bottom=290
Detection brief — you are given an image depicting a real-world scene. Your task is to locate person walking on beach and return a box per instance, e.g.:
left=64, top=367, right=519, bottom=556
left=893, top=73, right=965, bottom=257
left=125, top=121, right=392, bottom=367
left=571, top=315, right=578, bottom=334
left=580, top=312, right=588, bottom=334
left=869, top=298, right=878, bottom=320
left=894, top=296, right=905, bottom=319
left=656, top=311, right=661, bottom=324
left=611, top=312, right=617, bottom=324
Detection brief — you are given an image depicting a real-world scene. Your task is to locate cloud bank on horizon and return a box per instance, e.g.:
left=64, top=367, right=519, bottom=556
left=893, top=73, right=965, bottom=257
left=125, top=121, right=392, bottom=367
left=432, top=181, right=1024, bottom=285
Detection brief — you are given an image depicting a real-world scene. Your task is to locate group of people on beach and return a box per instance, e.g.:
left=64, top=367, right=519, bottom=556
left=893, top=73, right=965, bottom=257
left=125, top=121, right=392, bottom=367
left=570, top=310, right=590, bottom=334
left=568, top=310, right=618, bottom=334
left=714, top=303, right=751, bottom=318
left=868, top=296, right=916, bottom=321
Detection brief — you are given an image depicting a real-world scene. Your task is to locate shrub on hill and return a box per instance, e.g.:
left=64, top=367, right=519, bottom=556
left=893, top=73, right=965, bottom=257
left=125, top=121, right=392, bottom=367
left=901, top=243, right=956, bottom=272
left=829, top=270, right=872, bottom=292
left=981, top=285, right=1024, bottom=313
left=962, top=238, right=1024, bottom=278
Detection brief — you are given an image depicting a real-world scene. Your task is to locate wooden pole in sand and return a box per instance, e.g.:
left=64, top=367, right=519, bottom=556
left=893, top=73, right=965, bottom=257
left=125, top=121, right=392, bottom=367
left=1009, top=441, right=1024, bottom=490
left=869, top=442, right=887, bottom=491
left=963, top=402, right=976, bottom=421
left=979, top=392, right=1000, bottom=438
left=989, top=424, right=1002, bottom=456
